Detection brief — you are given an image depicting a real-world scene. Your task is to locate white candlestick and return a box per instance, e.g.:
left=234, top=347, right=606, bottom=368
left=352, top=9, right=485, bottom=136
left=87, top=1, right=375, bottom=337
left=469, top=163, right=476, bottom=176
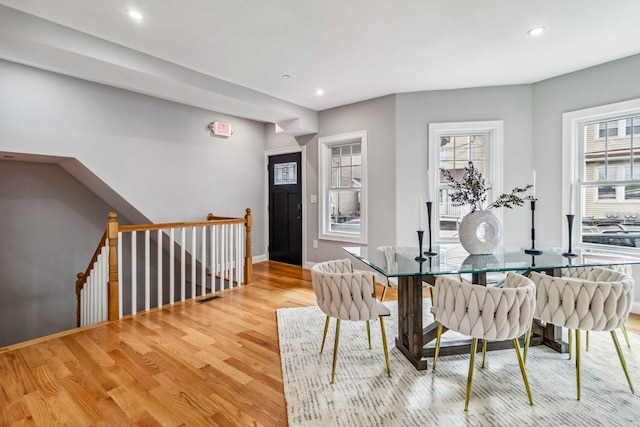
left=569, top=183, right=575, bottom=215
left=418, top=197, right=424, bottom=230
left=531, top=170, right=536, bottom=199
left=426, top=173, right=432, bottom=202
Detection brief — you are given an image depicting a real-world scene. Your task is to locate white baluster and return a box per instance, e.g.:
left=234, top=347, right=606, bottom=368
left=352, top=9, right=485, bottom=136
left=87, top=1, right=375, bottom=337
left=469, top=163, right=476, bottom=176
left=192, top=226, right=197, bottom=299
left=131, top=231, right=137, bottom=315
left=181, top=227, right=186, bottom=302
left=170, top=228, right=175, bottom=305
left=210, top=225, right=217, bottom=293
left=102, top=252, right=108, bottom=321
left=117, top=233, right=123, bottom=318
left=145, top=230, right=150, bottom=311
left=201, top=225, right=207, bottom=297
left=157, top=229, right=163, bottom=309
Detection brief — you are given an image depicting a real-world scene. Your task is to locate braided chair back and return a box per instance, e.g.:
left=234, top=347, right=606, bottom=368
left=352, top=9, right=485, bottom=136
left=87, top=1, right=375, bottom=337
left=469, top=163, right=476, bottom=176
left=311, top=259, right=387, bottom=321
left=433, top=272, right=535, bottom=341
left=529, top=270, right=633, bottom=332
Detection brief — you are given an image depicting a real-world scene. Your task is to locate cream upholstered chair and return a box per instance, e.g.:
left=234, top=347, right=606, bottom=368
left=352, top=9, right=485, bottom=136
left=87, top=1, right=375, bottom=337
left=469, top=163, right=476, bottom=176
left=527, top=270, right=634, bottom=400
left=431, top=272, right=536, bottom=411
left=311, top=259, right=391, bottom=383
left=560, top=265, right=633, bottom=357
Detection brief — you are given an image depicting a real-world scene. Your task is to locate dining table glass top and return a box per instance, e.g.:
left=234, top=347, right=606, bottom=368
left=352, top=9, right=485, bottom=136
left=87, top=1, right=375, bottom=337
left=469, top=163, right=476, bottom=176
left=343, top=244, right=640, bottom=278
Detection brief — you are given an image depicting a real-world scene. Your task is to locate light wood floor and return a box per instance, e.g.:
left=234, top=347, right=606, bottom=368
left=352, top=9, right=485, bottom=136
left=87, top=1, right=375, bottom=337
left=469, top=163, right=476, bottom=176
left=1, top=261, right=639, bottom=426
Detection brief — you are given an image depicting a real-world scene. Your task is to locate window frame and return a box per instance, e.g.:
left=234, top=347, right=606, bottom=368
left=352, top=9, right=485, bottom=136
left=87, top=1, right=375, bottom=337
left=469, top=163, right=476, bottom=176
left=318, top=130, right=368, bottom=244
left=562, top=98, right=640, bottom=253
left=428, top=121, right=504, bottom=243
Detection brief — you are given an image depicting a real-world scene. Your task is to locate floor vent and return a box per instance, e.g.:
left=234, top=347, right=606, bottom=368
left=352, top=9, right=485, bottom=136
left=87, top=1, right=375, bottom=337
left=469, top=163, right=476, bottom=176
left=198, top=295, right=221, bottom=303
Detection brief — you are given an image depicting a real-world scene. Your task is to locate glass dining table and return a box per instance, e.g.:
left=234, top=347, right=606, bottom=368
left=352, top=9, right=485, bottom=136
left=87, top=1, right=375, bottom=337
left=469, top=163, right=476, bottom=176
left=343, top=244, right=640, bottom=370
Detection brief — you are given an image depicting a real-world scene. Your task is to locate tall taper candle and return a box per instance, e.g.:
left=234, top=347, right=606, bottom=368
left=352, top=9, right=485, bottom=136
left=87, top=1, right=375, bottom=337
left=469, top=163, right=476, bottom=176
left=569, top=183, right=574, bottom=215
left=531, top=170, right=536, bottom=199
left=418, top=197, right=424, bottom=230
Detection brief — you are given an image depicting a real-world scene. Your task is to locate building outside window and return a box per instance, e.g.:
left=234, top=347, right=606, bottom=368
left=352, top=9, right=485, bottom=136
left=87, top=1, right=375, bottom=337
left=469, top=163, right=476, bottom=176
left=564, top=101, right=640, bottom=250
left=318, top=131, right=367, bottom=243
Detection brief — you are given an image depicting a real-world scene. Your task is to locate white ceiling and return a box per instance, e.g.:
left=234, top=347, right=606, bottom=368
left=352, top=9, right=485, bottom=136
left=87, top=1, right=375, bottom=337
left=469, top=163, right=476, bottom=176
left=1, top=0, right=639, bottom=117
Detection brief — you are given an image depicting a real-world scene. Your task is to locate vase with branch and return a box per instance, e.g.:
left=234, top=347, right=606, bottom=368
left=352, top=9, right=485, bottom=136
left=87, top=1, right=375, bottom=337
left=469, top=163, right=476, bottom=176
left=441, top=161, right=532, bottom=254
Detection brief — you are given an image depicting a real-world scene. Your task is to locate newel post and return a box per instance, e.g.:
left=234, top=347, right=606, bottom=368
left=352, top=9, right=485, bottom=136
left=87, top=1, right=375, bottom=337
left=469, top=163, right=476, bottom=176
left=244, top=208, right=252, bottom=284
left=107, top=212, right=120, bottom=321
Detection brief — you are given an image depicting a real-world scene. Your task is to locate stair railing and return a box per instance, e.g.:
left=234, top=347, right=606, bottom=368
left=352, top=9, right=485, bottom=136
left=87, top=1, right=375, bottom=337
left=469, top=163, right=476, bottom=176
left=76, top=209, right=252, bottom=327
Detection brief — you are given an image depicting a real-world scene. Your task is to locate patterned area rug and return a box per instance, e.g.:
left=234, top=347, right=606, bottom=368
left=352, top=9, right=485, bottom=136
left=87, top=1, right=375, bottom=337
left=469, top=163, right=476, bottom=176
left=277, top=302, right=640, bottom=426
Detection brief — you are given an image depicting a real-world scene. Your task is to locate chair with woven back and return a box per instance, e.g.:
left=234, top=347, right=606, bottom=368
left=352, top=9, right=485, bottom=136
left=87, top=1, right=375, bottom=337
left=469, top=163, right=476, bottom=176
left=431, top=272, right=536, bottom=411
left=311, top=258, right=391, bottom=383
left=562, top=264, right=631, bottom=359
left=526, top=268, right=634, bottom=400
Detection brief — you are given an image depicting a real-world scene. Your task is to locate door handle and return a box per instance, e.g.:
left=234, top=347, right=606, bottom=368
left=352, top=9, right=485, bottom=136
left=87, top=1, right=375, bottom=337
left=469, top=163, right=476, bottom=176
left=297, top=203, right=302, bottom=220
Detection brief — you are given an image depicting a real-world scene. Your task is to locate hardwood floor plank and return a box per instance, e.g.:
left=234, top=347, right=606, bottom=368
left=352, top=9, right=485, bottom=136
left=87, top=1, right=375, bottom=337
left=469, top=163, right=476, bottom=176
left=0, top=260, right=637, bottom=426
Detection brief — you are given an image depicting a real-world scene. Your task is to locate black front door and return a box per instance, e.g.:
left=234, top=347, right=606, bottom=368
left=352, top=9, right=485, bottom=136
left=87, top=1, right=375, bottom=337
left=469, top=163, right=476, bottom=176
left=268, top=152, right=302, bottom=266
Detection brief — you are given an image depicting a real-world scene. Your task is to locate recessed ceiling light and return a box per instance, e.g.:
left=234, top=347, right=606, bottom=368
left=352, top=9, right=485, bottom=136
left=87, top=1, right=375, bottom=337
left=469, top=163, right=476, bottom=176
left=127, top=10, right=144, bottom=21
left=527, top=26, right=545, bottom=37
left=281, top=74, right=290, bottom=79
left=315, top=89, right=324, bottom=96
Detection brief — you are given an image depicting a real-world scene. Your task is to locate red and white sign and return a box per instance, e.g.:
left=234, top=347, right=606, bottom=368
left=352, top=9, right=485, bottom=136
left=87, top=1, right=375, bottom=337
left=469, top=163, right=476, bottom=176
left=211, top=121, right=232, bottom=137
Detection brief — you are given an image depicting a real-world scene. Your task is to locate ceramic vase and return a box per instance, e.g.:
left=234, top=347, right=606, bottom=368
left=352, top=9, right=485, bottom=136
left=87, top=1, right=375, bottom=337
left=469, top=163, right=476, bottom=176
left=458, top=209, right=503, bottom=254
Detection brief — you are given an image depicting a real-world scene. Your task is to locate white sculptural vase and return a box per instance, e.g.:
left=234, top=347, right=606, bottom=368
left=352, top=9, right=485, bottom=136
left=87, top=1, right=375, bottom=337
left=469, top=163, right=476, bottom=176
left=458, top=210, right=503, bottom=255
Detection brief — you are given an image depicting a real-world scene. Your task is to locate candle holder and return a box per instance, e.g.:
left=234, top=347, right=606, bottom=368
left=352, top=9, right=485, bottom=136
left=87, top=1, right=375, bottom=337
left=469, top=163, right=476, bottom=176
left=415, top=230, right=427, bottom=262
left=423, top=201, right=438, bottom=256
left=524, top=199, right=543, bottom=255
left=562, top=214, right=578, bottom=257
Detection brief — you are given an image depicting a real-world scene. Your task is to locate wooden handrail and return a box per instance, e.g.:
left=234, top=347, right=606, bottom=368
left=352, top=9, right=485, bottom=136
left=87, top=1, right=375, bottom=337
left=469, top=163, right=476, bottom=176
left=77, top=209, right=253, bottom=327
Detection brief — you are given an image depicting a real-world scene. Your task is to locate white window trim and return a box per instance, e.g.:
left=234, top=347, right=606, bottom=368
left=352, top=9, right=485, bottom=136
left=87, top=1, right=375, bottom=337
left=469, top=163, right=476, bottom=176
left=428, top=121, right=504, bottom=243
left=318, top=130, right=368, bottom=244
left=561, top=98, right=640, bottom=252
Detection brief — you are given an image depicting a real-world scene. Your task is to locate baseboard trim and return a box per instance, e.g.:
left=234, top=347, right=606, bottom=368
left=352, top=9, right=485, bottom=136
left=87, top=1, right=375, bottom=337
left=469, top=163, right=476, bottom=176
left=253, top=254, right=267, bottom=263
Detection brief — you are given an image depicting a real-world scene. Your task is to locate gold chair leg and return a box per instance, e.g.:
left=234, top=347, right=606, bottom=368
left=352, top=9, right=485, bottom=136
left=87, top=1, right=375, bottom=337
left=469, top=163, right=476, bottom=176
left=366, top=320, right=372, bottom=349
left=568, top=329, right=573, bottom=360
left=611, top=330, right=635, bottom=394
left=432, top=323, right=443, bottom=373
left=464, top=338, right=478, bottom=411
left=586, top=330, right=590, bottom=352
left=481, top=339, right=488, bottom=368
left=575, top=330, right=581, bottom=400
left=429, top=287, right=436, bottom=321
left=320, top=316, right=330, bottom=353
left=523, top=319, right=533, bottom=364
left=621, top=325, right=631, bottom=347
left=379, top=316, right=391, bottom=377
left=513, top=338, right=534, bottom=405
left=380, top=286, right=388, bottom=302
left=330, top=319, right=341, bottom=384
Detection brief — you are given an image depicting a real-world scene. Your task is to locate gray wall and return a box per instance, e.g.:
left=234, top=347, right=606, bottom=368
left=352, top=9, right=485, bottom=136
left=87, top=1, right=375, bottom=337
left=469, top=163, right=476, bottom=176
left=306, top=95, right=396, bottom=264
left=532, top=54, right=640, bottom=246
left=0, top=59, right=267, bottom=255
left=0, top=161, right=118, bottom=347
left=395, top=85, right=533, bottom=247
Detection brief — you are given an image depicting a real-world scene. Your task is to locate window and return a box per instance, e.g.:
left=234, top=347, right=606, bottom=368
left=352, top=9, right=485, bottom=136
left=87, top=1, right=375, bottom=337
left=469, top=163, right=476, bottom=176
left=318, top=131, right=367, bottom=243
left=598, top=120, right=619, bottom=138
left=625, top=116, right=640, bottom=136
left=428, top=121, right=504, bottom=242
left=562, top=99, right=640, bottom=251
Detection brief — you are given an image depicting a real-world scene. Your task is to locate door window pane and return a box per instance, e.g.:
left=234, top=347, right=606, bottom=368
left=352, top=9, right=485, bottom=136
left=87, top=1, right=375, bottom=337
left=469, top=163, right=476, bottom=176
left=274, top=162, right=297, bottom=185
